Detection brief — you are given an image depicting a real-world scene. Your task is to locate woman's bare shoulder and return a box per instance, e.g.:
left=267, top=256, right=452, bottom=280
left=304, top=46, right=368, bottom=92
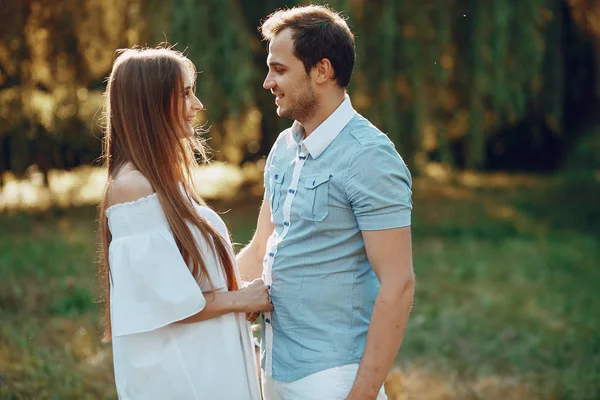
left=108, top=169, right=155, bottom=208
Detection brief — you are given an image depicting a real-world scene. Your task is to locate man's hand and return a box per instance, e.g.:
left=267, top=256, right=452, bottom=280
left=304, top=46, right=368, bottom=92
left=345, top=392, right=377, bottom=400
left=347, top=226, right=414, bottom=398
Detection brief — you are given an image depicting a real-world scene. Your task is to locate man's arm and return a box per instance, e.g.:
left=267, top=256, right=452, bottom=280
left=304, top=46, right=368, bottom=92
left=236, top=199, right=275, bottom=281
left=346, top=226, right=415, bottom=400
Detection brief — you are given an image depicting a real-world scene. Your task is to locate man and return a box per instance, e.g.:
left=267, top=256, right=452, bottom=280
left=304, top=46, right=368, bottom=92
left=236, top=5, right=415, bottom=400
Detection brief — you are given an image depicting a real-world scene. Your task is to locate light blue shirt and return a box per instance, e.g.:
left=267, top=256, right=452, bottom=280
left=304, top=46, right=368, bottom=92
left=261, top=95, right=412, bottom=381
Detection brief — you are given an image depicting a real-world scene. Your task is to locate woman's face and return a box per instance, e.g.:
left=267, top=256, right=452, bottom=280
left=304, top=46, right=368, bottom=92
left=180, top=68, right=203, bottom=137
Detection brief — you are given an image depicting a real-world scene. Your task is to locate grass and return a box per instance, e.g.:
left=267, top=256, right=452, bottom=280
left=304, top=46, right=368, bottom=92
left=0, top=172, right=599, bottom=399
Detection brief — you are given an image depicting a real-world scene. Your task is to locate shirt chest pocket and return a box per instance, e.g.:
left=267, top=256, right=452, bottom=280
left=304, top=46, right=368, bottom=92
left=300, top=173, right=332, bottom=222
left=269, top=169, right=285, bottom=213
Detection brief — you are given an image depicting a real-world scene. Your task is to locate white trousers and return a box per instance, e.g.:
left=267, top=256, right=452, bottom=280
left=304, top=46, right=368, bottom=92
left=262, top=364, right=387, bottom=400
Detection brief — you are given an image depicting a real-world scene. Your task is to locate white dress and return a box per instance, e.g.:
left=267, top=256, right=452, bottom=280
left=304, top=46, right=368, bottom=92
left=105, top=193, right=261, bottom=400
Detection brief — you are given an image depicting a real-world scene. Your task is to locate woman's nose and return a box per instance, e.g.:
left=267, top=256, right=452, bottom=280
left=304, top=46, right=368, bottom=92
left=197, top=100, right=204, bottom=111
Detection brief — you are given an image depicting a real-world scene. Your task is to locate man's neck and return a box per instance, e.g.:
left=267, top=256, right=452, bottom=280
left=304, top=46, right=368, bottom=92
left=300, top=90, right=346, bottom=138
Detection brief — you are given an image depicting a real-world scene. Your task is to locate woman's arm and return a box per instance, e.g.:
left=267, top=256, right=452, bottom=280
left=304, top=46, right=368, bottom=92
left=177, top=278, right=272, bottom=323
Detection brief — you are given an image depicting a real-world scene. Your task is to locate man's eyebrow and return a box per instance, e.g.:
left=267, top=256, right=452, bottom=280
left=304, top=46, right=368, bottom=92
left=267, top=61, right=286, bottom=67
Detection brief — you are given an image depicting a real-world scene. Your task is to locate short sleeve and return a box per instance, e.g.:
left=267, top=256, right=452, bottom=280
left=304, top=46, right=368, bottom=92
left=344, top=140, right=412, bottom=230
left=106, top=197, right=206, bottom=337
left=108, top=230, right=206, bottom=336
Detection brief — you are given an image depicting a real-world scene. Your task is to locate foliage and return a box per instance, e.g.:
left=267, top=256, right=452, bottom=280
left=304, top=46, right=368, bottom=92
left=0, top=1, right=599, bottom=180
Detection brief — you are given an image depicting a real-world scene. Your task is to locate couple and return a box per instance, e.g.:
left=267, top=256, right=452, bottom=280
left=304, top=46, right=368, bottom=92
left=98, top=5, right=415, bottom=400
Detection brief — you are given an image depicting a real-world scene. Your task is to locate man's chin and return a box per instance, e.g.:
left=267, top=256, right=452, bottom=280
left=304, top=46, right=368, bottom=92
left=277, top=108, right=293, bottom=120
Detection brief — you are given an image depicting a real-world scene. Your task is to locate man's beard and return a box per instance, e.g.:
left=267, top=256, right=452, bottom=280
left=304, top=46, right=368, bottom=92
left=281, top=83, right=318, bottom=123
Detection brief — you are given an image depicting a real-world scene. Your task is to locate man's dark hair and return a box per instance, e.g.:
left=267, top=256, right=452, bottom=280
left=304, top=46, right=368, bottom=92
left=260, top=5, right=356, bottom=89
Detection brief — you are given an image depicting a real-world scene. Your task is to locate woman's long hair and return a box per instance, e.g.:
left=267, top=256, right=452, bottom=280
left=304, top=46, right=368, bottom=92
left=98, top=47, right=239, bottom=342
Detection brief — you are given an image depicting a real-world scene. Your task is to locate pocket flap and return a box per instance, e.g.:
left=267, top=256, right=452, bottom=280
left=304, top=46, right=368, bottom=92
left=271, top=169, right=285, bottom=184
left=304, top=173, right=331, bottom=189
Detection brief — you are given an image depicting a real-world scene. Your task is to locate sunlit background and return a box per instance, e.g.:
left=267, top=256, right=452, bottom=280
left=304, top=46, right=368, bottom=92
left=1, top=1, right=599, bottom=399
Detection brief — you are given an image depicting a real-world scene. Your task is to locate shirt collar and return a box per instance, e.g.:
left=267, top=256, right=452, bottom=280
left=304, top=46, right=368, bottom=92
left=285, top=94, right=357, bottom=159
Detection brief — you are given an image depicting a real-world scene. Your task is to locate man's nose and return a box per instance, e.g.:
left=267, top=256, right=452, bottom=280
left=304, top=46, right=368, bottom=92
left=263, top=74, right=275, bottom=90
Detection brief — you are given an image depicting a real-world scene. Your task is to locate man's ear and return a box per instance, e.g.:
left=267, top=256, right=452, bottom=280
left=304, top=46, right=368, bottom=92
left=314, top=58, right=335, bottom=84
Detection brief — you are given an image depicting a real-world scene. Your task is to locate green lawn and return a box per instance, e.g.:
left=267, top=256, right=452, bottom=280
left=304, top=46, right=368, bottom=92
left=0, top=175, right=598, bottom=399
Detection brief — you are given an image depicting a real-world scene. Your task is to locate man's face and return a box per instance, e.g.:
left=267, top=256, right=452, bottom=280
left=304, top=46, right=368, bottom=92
left=263, top=28, right=318, bottom=123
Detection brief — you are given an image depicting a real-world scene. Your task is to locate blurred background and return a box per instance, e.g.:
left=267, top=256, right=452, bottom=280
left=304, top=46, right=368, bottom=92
left=0, top=0, right=599, bottom=399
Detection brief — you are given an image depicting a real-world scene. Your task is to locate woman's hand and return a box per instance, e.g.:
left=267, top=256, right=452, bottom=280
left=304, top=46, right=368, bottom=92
left=246, top=311, right=261, bottom=323
left=237, top=278, right=272, bottom=314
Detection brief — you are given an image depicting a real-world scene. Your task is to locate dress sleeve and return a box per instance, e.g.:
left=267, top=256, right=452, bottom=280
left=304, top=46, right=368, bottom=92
left=106, top=195, right=206, bottom=337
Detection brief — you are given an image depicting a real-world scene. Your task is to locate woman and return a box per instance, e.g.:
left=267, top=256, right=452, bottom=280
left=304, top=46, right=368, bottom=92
left=97, top=46, right=270, bottom=399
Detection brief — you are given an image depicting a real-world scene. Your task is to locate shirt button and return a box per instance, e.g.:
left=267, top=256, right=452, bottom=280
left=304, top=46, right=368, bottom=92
left=289, top=189, right=296, bottom=194
left=265, top=318, right=271, bottom=324
left=274, top=174, right=279, bottom=179
left=269, top=253, right=274, bottom=257
left=284, top=221, right=289, bottom=226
